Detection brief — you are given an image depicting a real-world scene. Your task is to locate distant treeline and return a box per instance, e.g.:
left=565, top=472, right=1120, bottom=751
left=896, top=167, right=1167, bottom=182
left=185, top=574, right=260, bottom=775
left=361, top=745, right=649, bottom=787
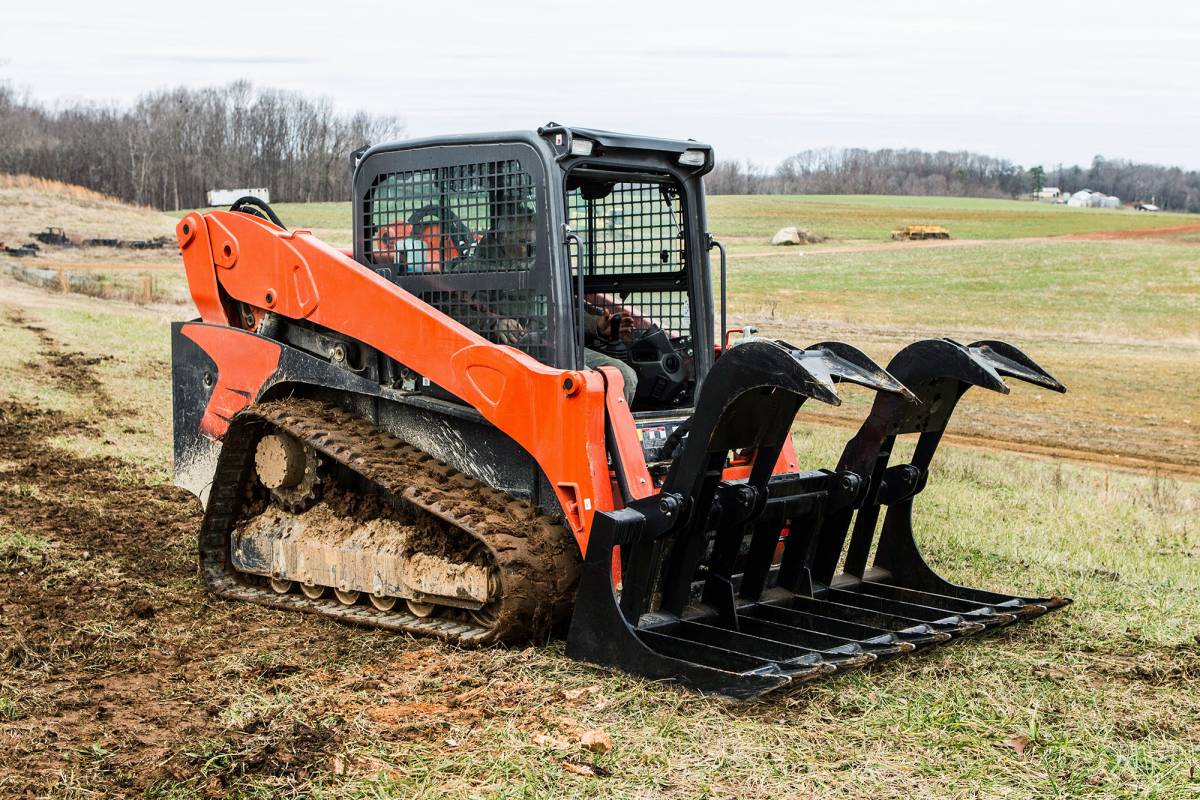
left=0, top=81, right=402, bottom=210
left=705, top=149, right=1200, bottom=212
left=3, top=79, right=1198, bottom=213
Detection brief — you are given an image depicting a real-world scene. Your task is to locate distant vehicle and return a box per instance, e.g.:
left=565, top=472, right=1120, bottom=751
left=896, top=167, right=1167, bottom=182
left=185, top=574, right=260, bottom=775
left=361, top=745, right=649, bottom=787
left=31, top=226, right=74, bottom=246
left=891, top=224, right=950, bottom=240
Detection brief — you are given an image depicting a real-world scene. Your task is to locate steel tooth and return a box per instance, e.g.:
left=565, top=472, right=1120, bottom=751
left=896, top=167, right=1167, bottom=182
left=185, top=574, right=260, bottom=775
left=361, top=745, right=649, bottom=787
left=803, top=341, right=918, bottom=402
left=785, top=352, right=843, bottom=407
left=967, top=340, right=1067, bottom=393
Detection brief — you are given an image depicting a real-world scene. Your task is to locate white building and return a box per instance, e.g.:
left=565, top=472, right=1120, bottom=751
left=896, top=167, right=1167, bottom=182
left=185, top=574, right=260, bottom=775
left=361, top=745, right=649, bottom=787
left=1066, top=189, right=1120, bottom=209
left=206, top=187, right=271, bottom=206
left=1066, top=189, right=1094, bottom=208
left=1034, top=187, right=1061, bottom=200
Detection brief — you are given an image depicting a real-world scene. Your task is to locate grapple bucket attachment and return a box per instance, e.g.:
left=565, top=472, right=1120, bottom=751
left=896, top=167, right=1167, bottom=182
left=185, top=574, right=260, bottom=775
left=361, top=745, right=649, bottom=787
left=566, top=338, right=1069, bottom=698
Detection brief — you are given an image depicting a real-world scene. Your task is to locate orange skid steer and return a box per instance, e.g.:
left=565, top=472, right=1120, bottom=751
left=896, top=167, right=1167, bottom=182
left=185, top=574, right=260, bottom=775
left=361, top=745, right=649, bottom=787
left=172, top=125, right=1068, bottom=697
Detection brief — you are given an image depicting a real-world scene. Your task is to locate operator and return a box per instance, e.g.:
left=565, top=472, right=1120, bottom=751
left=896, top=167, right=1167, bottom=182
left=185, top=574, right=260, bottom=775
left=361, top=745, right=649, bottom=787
left=476, top=207, right=641, bottom=406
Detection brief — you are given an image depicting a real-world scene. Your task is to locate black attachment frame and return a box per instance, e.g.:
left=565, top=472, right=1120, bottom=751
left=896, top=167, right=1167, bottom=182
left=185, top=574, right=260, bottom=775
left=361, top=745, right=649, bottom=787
left=567, top=337, right=1070, bottom=698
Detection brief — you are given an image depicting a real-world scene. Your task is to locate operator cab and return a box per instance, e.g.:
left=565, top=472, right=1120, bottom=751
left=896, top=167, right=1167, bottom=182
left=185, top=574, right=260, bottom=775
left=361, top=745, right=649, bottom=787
left=352, top=124, right=716, bottom=421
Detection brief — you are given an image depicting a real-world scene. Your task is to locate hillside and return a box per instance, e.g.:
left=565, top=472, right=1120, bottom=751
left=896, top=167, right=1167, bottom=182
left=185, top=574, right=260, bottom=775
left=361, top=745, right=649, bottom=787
left=0, top=175, right=178, bottom=265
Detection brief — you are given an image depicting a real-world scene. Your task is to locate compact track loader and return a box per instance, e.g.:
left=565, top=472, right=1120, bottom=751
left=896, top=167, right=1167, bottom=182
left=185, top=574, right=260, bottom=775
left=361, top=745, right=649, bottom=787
left=173, top=125, right=1068, bottom=697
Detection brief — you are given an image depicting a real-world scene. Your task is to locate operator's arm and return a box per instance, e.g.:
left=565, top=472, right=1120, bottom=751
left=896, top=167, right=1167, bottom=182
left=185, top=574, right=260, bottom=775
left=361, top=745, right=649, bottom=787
left=586, top=309, right=636, bottom=344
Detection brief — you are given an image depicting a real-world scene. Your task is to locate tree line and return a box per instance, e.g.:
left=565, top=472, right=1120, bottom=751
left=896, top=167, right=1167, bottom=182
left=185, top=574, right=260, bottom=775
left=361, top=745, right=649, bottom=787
left=705, top=148, right=1200, bottom=212
left=0, top=81, right=402, bottom=210
left=2, top=79, right=1197, bottom=213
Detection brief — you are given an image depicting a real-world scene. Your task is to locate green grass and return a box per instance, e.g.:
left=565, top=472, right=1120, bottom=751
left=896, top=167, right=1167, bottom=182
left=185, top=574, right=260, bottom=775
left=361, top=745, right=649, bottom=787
left=3, top=266, right=1199, bottom=800
left=730, top=239, right=1199, bottom=339
left=708, top=194, right=1198, bottom=242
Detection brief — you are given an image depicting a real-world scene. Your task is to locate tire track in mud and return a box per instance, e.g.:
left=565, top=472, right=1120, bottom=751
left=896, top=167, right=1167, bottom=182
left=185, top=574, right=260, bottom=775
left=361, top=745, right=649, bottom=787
left=0, top=315, right=347, bottom=797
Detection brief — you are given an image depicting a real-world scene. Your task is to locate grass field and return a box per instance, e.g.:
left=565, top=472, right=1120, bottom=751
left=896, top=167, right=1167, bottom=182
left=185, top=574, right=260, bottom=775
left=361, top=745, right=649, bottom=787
left=707, top=194, right=1200, bottom=243
left=1, top=187, right=1198, bottom=797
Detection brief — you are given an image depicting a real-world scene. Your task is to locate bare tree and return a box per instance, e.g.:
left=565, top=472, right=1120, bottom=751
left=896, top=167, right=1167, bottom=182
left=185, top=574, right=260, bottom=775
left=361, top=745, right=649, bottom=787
left=0, top=80, right=404, bottom=209
left=703, top=146, right=1200, bottom=211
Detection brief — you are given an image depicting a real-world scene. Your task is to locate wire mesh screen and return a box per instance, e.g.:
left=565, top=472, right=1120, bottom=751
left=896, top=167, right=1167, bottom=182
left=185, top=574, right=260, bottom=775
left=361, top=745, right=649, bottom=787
left=419, top=290, right=551, bottom=363
left=365, top=160, right=536, bottom=274
left=361, top=156, right=551, bottom=364
left=567, top=182, right=685, bottom=276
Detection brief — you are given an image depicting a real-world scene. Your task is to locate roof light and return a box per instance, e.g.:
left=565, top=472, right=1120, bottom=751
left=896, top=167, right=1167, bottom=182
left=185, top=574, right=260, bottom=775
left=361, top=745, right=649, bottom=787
left=569, top=138, right=594, bottom=157
left=678, top=149, right=706, bottom=167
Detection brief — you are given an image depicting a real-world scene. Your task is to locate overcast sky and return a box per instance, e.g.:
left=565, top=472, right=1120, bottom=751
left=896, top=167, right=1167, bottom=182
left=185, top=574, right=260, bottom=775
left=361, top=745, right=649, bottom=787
left=3, top=0, right=1198, bottom=170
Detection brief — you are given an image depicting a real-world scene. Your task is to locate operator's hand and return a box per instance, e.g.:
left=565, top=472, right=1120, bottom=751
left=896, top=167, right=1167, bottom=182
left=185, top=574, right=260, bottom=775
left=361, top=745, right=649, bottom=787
left=600, top=309, right=636, bottom=344
left=493, top=317, right=525, bottom=346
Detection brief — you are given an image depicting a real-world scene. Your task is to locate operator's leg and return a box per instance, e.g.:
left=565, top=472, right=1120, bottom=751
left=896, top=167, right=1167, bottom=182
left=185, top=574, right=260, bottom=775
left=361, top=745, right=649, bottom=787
left=584, top=349, right=637, bottom=407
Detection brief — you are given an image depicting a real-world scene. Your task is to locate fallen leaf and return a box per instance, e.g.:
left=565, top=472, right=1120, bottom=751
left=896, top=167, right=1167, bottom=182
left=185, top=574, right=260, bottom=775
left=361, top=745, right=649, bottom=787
left=445, top=738, right=460, bottom=748
left=1003, top=735, right=1032, bottom=756
left=1085, top=772, right=1105, bottom=786
left=579, top=729, right=612, bottom=754
left=562, top=758, right=611, bottom=778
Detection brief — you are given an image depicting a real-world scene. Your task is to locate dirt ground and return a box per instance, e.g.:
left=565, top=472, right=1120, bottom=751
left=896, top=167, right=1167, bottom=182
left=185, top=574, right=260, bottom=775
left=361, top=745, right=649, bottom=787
left=0, top=306, right=619, bottom=798
left=0, top=314, right=325, bottom=795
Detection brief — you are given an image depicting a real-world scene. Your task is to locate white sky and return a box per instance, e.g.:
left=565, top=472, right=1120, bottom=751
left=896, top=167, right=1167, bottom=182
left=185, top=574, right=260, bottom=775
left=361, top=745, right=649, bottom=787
left=3, top=0, right=1198, bottom=170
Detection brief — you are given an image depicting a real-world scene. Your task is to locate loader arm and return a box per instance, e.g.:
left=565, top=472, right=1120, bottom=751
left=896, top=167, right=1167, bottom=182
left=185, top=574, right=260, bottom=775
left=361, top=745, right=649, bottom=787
left=177, top=209, right=613, bottom=547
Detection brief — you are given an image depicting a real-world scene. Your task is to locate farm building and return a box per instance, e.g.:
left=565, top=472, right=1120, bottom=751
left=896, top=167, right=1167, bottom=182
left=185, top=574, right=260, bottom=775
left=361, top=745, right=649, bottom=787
left=1034, top=187, right=1062, bottom=200
left=1135, top=202, right=1160, bottom=212
left=1066, top=189, right=1120, bottom=209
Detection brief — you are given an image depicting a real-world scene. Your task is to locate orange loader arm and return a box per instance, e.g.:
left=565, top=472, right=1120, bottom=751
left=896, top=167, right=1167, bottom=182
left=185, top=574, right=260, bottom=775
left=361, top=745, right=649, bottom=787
left=177, top=209, right=615, bottom=550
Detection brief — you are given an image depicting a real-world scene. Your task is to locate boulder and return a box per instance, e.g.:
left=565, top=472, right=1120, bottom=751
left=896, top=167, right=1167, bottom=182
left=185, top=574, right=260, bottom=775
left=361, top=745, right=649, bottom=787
left=771, top=226, right=825, bottom=246
left=771, top=226, right=802, bottom=246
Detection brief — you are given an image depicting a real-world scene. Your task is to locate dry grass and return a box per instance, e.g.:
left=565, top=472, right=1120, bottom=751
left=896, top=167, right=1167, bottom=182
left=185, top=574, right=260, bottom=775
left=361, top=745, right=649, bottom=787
left=0, top=174, right=150, bottom=207
left=0, top=174, right=177, bottom=262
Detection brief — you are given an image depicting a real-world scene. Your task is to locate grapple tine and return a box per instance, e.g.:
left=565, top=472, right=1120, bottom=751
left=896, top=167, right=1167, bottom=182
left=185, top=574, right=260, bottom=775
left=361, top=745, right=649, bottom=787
left=968, top=340, right=1067, bottom=393
left=567, top=339, right=927, bottom=696
left=804, top=341, right=918, bottom=402
left=799, top=337, right=1071, bottom=658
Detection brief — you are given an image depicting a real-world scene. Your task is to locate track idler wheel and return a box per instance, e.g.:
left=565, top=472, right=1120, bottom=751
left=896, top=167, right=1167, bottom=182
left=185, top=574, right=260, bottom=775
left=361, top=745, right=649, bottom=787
left=405, top=599, right=437, bottom=618
left=255, top=432, right=322, bottom=511
left=369, top=593, right=398, bottom=612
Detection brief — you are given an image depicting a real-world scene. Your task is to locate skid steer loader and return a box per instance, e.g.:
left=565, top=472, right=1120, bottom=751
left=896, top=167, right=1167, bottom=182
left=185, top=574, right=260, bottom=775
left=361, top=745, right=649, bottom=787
left=172, top=124, right=1068, bottom=698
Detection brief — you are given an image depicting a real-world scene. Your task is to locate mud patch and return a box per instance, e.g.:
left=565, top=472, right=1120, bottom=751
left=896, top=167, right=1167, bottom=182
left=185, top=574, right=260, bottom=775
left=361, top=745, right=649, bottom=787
left=7, top=308, right=115, bottom=407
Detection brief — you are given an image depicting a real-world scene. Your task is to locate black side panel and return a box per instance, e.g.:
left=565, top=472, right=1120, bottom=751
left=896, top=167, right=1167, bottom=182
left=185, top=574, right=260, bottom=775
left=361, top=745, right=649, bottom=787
left=171, top=321, right=221, bottom=502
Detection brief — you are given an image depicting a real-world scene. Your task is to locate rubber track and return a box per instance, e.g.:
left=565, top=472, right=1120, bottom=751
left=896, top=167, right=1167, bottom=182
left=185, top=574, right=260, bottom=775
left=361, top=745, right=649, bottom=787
left=198, top=398, right=580, bottom=645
